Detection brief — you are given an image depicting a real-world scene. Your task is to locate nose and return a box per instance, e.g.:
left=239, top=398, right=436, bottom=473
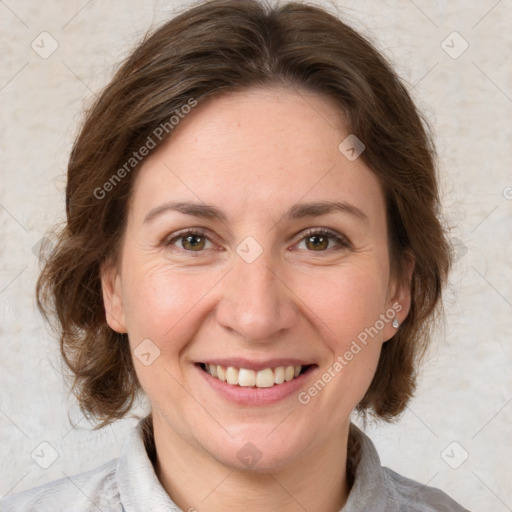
left=215, top=247, right=297, bottom=343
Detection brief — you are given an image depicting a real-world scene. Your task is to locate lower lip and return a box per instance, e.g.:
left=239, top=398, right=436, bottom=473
left=196, top=364, right=316, bottom=406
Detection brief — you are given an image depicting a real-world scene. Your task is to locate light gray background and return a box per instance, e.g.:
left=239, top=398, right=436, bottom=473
left=1, top=1, right=511, bottom=510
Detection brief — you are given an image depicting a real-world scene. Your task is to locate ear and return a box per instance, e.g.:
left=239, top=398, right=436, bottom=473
left=100, top=258, right=127, bottom=334
left=382, top=250, right=415, bottom=342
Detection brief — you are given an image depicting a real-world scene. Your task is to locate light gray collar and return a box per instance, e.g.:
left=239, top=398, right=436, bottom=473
left=116, top=416, right=394, bottom=512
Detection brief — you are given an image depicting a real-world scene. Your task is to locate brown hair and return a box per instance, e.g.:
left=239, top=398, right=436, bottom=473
left=36, top=0, right=451, bottom=430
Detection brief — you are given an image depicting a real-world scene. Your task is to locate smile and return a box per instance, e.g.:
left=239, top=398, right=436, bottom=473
left=199, top=363, right=313, bottom=388
left=196, top=359, right=318, bottom=405
left=201, top=363, right=310, bottom=388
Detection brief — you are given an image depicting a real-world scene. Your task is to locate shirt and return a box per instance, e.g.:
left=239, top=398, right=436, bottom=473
left=0, top=416, right=470, bottom=511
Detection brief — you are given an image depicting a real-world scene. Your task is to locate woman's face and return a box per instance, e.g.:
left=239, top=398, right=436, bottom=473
left=102, top=86, right=410, bottom=471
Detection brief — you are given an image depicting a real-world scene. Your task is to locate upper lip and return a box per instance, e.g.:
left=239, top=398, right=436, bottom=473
left=198, top=358, right=315, bottom=372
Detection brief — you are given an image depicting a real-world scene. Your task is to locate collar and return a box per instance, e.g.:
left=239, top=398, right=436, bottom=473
left=116, top=416, right=178, bottom=511
left=116, top=415, right=396, bottom=512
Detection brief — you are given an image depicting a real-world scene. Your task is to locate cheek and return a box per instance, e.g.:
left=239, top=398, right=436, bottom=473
left=121, top=259, right=218, bottom=345
left=292, top=260, right=390, bottom=345
left=120, top=260, right=218, bottom=404
left=293, top=262, right=389, bottom=417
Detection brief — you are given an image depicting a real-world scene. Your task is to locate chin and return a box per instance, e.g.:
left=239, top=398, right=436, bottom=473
left=203, top=425, right=309, bottom=473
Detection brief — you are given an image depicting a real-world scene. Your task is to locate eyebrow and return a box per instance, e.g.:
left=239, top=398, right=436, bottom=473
left=143, top=200, right=369, bottom=224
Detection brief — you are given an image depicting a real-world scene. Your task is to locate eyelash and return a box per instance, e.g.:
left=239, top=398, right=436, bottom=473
left=163, top=227, right=351, bottom=255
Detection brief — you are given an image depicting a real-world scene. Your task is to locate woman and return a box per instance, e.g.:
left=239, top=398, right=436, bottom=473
left=0, top=0, right=470, bottom=510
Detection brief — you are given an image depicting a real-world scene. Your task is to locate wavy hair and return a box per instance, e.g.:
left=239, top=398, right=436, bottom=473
left=36, top=0, right=452, bottom=429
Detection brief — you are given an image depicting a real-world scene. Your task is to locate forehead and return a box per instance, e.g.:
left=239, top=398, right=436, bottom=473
left=129, top=86, right=385, bottom=225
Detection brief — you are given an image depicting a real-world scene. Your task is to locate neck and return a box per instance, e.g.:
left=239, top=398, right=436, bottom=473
left=149, top=414, right=351, bottom=512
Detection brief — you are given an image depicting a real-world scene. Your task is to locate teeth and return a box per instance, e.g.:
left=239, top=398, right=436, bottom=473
left=274, top=366, right=285, bottom=384
left=226, top=366, right=238, bottom=385
left=204, top=364, right=304, bottom=388
left=256, top=368, right=274, bottom=388
left=238, top=368, right=256, bottom=387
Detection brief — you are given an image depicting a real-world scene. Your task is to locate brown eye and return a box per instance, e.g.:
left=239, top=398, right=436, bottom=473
left=305, top=234, right=330, bottom=251
left=164, top=227, right=350, bottom=255
left=181, top=234, right=206, bottom=251
left=296, top=228, right=351, bottom=252
left=164, top=229, right=214, bottom=252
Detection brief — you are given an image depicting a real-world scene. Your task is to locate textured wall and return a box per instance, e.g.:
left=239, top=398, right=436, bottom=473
left=0, top=1, right=511, bottom=510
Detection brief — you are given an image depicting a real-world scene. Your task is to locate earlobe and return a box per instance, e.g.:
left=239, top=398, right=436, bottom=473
left=384, top=251, right=415, bottom=342
left=100, top=259, right=127, bottom=334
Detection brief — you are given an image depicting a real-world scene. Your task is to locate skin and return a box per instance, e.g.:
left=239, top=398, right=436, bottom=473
left=101, top=85, right=412, bottom=512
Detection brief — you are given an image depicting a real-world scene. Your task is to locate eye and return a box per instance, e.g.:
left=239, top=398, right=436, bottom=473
left=294, top=227, right=351, bottom=252
left=163, top=227, right=351, bottom=255
left=164, top=228, right=215, bottom=253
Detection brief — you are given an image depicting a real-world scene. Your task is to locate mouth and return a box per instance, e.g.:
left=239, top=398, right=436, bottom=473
left=196, top=362, right=316, bottom=388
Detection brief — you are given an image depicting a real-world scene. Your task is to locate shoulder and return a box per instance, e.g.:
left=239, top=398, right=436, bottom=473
left=347, top=423, right=471, bottom=512
left=383, top=467, right=471, bottom=512
left=0, top=457, right=121, bottom=512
